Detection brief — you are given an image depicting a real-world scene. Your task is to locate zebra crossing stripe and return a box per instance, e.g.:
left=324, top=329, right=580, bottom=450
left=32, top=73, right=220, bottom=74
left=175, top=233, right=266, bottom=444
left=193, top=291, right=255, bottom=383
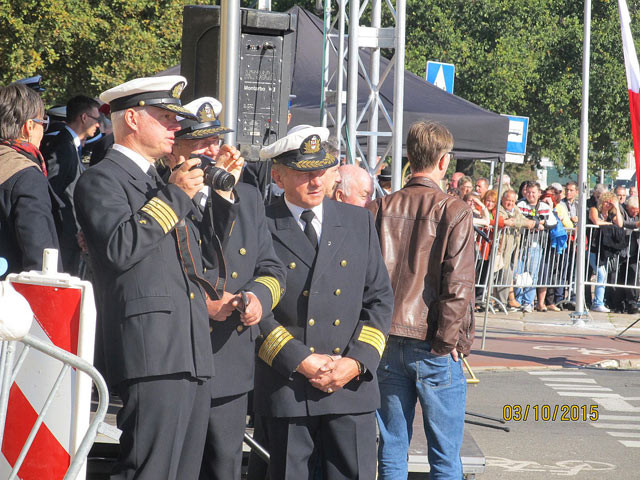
left=528, top=371, right=586, bottom=375
left=530, top=370, right=640, bottom=448
left=619, top=440, right=640, bottom=447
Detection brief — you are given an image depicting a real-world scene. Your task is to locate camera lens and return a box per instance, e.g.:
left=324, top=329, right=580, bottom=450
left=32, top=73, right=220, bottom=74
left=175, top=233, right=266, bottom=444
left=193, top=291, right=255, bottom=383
left=189, top=154, right=235, bottom=191
left=203, top=165, right=235, bottom=191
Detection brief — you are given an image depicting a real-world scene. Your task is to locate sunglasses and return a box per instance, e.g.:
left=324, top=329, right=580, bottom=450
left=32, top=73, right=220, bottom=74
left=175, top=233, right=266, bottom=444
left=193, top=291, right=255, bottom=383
left=31, top=114, right=50, bottom=132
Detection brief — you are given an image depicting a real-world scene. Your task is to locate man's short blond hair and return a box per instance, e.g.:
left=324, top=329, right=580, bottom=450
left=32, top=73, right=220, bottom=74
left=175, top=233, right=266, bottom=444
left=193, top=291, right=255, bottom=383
left=406, top=121, right=453, bottom=172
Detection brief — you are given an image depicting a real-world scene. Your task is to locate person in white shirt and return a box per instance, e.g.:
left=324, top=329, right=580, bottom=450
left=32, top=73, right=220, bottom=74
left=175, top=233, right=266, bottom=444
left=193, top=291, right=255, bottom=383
left=514, top=181, right=556, bottom=312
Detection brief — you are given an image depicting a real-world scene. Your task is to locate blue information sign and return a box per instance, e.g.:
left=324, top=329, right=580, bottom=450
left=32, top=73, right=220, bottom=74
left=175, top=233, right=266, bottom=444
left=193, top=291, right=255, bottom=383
left=503, top=115, right=529, bottom=155
left=425, top=61, right=455, bottom=94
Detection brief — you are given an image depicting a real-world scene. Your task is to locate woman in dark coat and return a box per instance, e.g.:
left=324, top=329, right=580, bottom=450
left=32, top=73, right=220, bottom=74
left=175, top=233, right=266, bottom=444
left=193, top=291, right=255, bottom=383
left=0, top=83, right=59, bottom=278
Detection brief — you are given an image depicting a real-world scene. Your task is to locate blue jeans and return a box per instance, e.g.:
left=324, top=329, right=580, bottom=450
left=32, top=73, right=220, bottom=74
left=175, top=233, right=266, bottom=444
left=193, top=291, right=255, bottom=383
left=515, top=245, right=543, bottom=306
left=589, top=252, right=607, bottom=307
left=376, top=336, right=466, bottom=480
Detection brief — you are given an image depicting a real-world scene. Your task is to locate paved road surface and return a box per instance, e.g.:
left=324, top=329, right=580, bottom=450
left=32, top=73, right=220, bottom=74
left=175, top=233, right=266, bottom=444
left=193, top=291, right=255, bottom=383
left=466, top=369, right=640, bottom=479
left=470, top=333, right=640, bottom=369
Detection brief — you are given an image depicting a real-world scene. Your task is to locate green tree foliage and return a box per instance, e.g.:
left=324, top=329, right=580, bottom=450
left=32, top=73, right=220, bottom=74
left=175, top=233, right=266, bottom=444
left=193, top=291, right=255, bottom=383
left=403, top=0, right=640, bottom=174
left=0, top=0, right=212, bottom=104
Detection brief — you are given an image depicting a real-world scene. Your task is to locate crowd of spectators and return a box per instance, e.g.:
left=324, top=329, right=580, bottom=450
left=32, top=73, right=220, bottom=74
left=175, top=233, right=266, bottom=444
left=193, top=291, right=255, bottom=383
left=446, top=172, right=640, bottom=314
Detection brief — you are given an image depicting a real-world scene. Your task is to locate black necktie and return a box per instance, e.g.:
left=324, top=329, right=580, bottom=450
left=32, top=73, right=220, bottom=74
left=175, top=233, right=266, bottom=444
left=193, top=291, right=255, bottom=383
left=300, top=210, right=318, bottom=250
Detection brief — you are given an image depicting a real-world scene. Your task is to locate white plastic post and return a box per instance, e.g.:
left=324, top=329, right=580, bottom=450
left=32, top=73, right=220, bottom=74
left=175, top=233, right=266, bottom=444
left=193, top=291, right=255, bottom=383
left=42, top=249, right=59, bottom=275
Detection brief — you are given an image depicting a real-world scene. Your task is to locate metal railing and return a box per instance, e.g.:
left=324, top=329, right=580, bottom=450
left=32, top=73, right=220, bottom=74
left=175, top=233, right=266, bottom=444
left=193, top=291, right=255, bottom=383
left=474, top=224, right=640, bottom=311
left=583, top=224, right=640, bottom=289
left=474, top=226, right=577, bottom=310
left=0, top=335, right=109, bottom=480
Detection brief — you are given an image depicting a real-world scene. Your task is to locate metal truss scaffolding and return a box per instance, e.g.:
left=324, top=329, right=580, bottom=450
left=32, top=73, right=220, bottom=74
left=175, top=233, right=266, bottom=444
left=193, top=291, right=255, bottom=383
left=320, top=0, right=406, bottom=192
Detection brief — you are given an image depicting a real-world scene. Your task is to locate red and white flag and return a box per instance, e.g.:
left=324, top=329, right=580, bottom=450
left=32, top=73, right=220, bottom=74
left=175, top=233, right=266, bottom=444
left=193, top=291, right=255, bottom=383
left=619, top=0, right=640, bottom=193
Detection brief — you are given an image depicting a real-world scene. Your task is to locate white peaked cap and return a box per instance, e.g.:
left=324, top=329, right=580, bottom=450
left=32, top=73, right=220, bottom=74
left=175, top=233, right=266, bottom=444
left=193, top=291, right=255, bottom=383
left=260, top=126, right=329, bottom=160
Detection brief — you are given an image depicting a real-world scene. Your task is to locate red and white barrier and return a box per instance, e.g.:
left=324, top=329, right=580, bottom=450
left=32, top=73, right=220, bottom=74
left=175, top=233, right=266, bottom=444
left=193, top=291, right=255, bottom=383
left=0, top=250, right=96, bottom=480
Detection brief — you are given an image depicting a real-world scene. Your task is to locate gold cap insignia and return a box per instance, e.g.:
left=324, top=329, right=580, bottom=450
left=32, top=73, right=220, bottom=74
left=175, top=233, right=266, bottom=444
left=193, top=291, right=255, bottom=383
left=301, top=134, right=321, bottom=155
left=170, top=81, right=186, bottom=99
left=197, top=102, right=216, bottom=122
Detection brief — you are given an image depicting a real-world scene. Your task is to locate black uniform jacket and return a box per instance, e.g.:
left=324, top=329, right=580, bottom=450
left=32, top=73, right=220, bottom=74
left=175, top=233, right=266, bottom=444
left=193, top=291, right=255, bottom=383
left=74, top=148, right=214, bottom=387
left=41, top=128, right=83, bottom=230
left=200, top=183, right=285, bottom=398
left=0, top=145, right=59, bottom=277
left=255, top=197, right=394, bottom=417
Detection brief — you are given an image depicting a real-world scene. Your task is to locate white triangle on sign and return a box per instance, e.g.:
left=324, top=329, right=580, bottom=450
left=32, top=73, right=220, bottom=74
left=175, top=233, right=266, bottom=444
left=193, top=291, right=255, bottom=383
left=434, top=66, right=447, bottom=91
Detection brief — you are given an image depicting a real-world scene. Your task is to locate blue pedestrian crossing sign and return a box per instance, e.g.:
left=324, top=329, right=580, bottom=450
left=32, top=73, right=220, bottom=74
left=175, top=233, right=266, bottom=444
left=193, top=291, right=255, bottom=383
left=425, top=61, right=455, bottom=94
left=502, top=115, right=529, bottom=155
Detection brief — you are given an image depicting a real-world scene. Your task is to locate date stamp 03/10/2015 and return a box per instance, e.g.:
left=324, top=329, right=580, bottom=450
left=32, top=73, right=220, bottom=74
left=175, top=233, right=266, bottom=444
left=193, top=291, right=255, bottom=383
left=502, top=404, right=599, bottom=422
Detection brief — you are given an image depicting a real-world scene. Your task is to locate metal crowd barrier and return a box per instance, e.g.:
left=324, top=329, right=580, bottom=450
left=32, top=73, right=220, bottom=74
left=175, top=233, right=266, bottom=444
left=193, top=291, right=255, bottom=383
left=474, top=223, right=640, bottom=312
left=474, top=226, right=577, bottom=310
left=584, top=224, right=640, bottom=290
left=0, top=335, right=109, bottom=480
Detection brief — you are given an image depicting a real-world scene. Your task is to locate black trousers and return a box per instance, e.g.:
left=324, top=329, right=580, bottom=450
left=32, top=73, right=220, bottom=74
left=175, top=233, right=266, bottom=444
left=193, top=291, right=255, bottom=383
left=246, top=414, right=270, bottom=480
left=112, top=373, right=211, bottom=480
left=264, top=412, right=377, bottom=480
left=199, top=392, right=248, bottom=480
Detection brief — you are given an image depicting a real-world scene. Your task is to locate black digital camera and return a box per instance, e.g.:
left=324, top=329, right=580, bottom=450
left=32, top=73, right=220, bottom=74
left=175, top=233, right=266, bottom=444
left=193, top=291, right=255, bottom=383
left=189, top=154, right=235, bottom=192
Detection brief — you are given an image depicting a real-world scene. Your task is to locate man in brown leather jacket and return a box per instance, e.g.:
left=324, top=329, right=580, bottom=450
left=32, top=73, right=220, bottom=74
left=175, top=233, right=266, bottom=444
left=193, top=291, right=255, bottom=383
left=367, top=121, right=475, bottom=480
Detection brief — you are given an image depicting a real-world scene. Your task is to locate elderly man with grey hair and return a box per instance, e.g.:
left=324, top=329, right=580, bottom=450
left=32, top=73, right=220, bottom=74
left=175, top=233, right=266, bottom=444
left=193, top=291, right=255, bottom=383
left=334, top=164, right=374, bottom=207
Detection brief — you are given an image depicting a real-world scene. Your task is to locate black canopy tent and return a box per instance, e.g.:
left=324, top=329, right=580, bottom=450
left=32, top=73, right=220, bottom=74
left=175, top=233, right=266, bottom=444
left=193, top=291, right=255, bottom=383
left=288, top=7, right=508, bottom=159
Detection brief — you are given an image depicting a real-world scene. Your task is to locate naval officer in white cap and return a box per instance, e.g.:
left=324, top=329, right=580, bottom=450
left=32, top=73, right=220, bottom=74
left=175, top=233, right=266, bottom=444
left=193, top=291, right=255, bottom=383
left=74, top=76, right=220, bottom=479
left=252, top=126, right=394, bottom=480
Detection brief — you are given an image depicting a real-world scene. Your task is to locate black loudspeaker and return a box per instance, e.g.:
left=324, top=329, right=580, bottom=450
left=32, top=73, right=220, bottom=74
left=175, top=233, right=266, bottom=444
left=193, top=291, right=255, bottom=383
left=181, top=6, right=296, bottom=161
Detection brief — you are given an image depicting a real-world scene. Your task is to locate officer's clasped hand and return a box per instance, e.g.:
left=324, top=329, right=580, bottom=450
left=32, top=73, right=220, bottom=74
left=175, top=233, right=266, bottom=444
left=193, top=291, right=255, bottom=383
left=308, top=356, right=361, bottom=393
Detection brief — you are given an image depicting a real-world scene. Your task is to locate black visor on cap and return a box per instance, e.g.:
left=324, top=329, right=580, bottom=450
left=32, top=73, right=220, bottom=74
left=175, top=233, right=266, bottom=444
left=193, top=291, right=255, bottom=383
left=176, top=119, right=234, bottom=139
left=109, top=93, right=197, bottom=119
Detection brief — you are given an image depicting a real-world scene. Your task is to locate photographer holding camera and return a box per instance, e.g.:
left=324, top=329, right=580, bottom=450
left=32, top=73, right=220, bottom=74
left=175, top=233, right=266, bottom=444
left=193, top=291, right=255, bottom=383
left=514, top=181, right=557, bottom=312
left=169, top=97, right=286, bottom=480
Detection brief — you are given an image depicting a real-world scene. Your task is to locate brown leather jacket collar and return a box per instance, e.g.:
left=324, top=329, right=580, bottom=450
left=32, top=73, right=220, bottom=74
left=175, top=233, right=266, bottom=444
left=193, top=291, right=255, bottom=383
left=367, top=176, right=476, bottom=356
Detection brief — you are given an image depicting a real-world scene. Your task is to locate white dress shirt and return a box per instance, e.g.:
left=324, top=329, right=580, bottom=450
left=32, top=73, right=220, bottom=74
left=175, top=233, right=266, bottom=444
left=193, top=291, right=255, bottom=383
left=112, top=144, right=154, bottom=175
left=284, top=196, right=323, bottom=246
left=65, top=125, right=82, bottom=151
